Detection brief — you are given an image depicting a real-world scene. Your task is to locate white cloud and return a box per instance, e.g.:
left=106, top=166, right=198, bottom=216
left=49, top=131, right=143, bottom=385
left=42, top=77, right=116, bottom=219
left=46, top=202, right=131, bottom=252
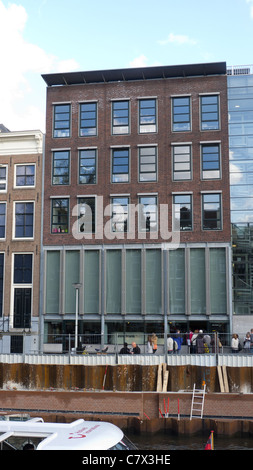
left=0, top=1, right=79, bottom=132
left=158, top=33, right=197, bottom=46
left=246, top=0, right=253, bottom=18
left=129, top=55, right=149, bottom=68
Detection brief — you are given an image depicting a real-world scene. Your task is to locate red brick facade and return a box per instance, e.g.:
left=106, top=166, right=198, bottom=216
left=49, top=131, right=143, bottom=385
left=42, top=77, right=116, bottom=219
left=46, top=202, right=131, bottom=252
left=43, top=68, right=230, bottom=246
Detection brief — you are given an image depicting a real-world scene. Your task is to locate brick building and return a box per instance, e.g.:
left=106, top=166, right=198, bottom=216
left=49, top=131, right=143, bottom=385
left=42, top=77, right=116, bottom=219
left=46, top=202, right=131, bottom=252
left=41, top=62, right=231, bottom=351
left=0, top=130, right=44, bottom=353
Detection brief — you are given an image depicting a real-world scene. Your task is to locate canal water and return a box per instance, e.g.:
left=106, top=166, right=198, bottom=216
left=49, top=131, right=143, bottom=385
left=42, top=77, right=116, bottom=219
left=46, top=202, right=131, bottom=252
left=129, top=432, right=253, bottom=450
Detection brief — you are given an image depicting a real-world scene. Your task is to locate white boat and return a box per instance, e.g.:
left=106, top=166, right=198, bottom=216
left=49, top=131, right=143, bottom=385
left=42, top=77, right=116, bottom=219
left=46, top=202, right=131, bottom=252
left=0, top=417, right=136, bottom=450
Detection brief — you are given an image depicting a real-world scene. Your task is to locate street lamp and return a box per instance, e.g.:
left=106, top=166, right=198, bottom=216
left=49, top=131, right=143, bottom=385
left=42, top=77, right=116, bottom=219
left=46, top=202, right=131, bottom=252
left=72, top=283, right=82, bottom=352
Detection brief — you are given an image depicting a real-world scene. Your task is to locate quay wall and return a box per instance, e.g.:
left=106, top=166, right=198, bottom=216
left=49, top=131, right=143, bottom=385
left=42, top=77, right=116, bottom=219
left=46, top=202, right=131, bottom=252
left=0, top=390, right=253, bottom=437
left=1, top=362, right=253, bottom=393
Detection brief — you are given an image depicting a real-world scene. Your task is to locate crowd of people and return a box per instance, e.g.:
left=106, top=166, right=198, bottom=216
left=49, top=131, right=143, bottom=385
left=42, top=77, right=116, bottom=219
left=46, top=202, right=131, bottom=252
left=232, top=329, right=253, bottom=354
left=118, top=328, right=253, bottom=355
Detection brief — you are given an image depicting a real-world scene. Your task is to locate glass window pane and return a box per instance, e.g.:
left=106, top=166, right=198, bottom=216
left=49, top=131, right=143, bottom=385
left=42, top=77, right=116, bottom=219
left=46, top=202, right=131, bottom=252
left=126, top=250, right=141, bottom=314
left=46, top=251, right=60, bottom=313
left=106, top=250, right=121, bottom=313
left=65, top=251, right=80, bottom=313
left=53, top=104, right=70, bottom=138
left=139, top=99, right=156, bottom=133
left=169, top=249, right=185, bottom=314
left=190, top=249, right=206, bottom=314
left=145, top=250, right=161, bottom=314
left=210, top=248, right=227, bottom=314
left=84, top=250, right=100, bottom=313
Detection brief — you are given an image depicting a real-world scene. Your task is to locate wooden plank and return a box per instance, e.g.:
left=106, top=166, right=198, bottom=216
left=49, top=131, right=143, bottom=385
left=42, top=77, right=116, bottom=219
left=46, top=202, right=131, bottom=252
left=222, top=365, right=229, bottom=393
left=162, top=370, right=169, bottom=392
left=156, top=364, right=162, bottom=392
left=217, top=366, right=225, bottom=392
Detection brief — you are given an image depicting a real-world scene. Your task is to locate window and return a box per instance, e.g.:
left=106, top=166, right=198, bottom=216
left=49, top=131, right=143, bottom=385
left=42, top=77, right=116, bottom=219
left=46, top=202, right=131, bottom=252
left=51, top=198, right=69, bottom=233
left=77, top=197, right=96, bottom=233
left=111, top=197, right=129, bottom=232
left=53, top=104, right=71, bottom=138
left=52, top=151, right=70, bottom=185
left=201, top=144, right=221, bottom=179
left=112, top=101, right=129, bottom=134
left=0, top=253, right=4, bottom=316
left=173, top=194, right=192, bottom=231
left=139, top=99, right=157, bottom=133
left=80, top=102, right=97, bottom=136
left=172, top=97, right=191, bottom=132
left=79, top=149, right=97, bottom=184
left=14, top=202, right=34, bottom=238
left=202, top=193, right=222, bottom=230
left=0, top=165, right=7, bottom=192
left=0, top=203, right=6, bottom=238
left=139, top=147, right=157, bottom=182
left=14, top=254, right=32, bottom=284
left=200, top=95, right=219, bottom=130
left=112, top=148, right=129, bottom=183
left=13, top=254, right=32, bottom=329
left=15, top=164, right=35, bottom=187
left=172, top=145, right=191, bottom=180
left=139, top=196, right=158, bottom=232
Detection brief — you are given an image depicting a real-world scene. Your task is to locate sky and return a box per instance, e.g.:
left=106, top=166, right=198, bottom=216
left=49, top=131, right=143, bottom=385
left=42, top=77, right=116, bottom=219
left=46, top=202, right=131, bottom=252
left=0, top=0, right=253, bottom=133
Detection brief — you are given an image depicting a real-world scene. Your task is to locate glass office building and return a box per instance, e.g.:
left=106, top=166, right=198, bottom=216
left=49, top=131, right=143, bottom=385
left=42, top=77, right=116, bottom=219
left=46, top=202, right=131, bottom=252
left=228, top=66, right=253, bottom=322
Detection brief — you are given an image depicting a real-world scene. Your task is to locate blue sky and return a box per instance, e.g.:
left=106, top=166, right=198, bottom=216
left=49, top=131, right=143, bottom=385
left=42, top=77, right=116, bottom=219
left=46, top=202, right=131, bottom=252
left=1, top=0, right=253, bottom=132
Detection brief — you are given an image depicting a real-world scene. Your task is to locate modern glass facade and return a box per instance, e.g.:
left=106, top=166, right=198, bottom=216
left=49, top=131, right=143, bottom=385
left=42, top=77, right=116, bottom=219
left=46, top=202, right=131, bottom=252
left=228, top=70, right=253, bottom=316
left=44, top=245, right=230, bottom=345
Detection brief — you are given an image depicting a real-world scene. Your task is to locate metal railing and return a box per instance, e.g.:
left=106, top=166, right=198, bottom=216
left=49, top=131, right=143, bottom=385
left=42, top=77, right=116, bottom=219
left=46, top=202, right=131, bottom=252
left=227, top=65, right=253, bottom=75
left=43, top=332, right=252, bottom=356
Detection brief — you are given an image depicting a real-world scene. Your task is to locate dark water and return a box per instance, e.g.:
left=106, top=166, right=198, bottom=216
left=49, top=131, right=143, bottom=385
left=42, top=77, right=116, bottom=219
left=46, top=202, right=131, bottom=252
left=129, top=433, right=253, bottom=450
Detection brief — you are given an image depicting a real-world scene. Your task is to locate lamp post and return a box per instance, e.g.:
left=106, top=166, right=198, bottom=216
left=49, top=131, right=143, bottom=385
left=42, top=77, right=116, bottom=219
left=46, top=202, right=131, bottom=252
left=72, top=283, right=82, bottom=352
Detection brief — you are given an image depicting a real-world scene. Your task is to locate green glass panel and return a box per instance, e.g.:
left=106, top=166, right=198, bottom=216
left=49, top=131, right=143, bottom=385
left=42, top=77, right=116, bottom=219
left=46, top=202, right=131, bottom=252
left=145, top=249, right=161, bottom=314
left=65, top=251, right=80, bottom=313
left=190, top=249, right=206, bottom=314
left=210, top=248, right=227, bottom=314
left=106, top=250, right=121, bottom=313
left=46, top=251, right=60, bottom=314
left=126, top=250, right=141, bottom=314
left=84, top=250, right=100, bottom=313
left=169, top=249, right=185, bottom=314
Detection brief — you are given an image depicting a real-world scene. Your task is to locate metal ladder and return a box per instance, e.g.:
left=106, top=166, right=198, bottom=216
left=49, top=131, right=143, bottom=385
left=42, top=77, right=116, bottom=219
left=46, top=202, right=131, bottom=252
left=190, top=383, right=206, bottom=420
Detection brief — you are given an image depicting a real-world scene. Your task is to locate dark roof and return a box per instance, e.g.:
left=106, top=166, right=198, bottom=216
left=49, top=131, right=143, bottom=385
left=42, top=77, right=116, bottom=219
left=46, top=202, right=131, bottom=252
left=42, top=62, right=226, bottom=87
left=0, top=124, right=10, bottom=133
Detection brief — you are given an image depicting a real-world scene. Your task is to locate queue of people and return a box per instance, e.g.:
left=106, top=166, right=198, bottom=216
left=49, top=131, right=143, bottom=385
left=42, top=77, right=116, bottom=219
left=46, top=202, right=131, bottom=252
left=118, top=328, right=253, bottom=355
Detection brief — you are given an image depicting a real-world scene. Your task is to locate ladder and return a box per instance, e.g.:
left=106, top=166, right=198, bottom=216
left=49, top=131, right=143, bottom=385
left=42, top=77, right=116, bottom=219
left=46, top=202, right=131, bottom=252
left=190, top=383, right=206, bottom=420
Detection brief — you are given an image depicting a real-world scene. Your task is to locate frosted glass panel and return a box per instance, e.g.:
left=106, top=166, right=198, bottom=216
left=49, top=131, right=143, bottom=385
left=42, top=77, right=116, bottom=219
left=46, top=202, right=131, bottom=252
left=46, top=251, right=60, bottom=313
left=145, top=250, right=161, bottom=314
left=210, top=248, right=227, bottom=314
left=126, top=250, right=141, bottom=314
left=190, top=249, right=206, bottom=314
left=169, top=249, right=185, bottom=314
left=106, top=250, right=121, bottom=313
left=84, top=250, right=100, bottom=313
left=65, top=251, right=80, bottom=313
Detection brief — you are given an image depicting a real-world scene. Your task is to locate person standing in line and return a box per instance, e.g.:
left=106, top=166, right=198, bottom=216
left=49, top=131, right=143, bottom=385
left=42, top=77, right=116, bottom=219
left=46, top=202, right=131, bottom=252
left=231, top=333, right=239, bottom=353
left=250, top=329, right=253, bottom=353
left=131, top=342, right=140, bottom=354
left=167, top=335, right=173, bottom=354
left=146, top=335, right=153, bottom=353
left=173, top=330, right=183, bottom=354
left=190, top=330, right=199, bottom=354
left=196, top=332, right=205, bottom=354
left=151, top=333, right=158, bottom=354
left=243, top=332, right=251, bottom=353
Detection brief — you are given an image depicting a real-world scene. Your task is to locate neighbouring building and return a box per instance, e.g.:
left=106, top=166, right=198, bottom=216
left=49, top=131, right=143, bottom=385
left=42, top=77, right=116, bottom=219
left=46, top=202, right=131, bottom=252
left=0, top=130, right=44, bottom=353
left=227, top=65, right=253, bottom=336
left=41, top=62, right=231, bottom=352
